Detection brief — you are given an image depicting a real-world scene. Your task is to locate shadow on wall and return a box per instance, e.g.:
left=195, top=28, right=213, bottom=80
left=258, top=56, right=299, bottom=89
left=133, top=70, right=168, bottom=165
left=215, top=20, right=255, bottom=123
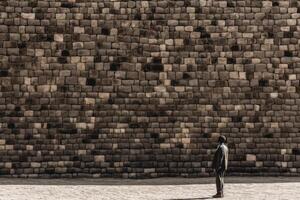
left=0, top=176, right=299, bottom=185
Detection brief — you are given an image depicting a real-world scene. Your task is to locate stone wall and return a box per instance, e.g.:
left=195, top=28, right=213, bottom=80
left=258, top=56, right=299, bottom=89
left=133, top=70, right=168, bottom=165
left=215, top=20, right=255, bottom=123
left=0, top=0, right=300, bottom=178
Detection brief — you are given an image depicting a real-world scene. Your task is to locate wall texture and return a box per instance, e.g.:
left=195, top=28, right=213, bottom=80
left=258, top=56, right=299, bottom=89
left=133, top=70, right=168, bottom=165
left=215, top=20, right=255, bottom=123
left=1, top=0, right=300, bottom=178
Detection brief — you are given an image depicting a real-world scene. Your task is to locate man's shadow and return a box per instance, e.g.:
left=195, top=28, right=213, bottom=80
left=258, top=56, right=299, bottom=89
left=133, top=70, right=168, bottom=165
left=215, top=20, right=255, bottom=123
left=165, top=197, right=212, bottom=200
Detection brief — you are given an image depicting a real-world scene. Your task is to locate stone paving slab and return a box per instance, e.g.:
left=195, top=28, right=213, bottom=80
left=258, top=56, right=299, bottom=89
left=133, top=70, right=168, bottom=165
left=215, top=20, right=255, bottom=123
left=0, top=177, right=299, bottom=200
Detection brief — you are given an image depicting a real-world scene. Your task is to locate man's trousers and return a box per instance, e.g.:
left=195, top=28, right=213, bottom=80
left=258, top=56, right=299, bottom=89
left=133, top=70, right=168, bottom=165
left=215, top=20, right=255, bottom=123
left=216, top=171, right=225, bottom=194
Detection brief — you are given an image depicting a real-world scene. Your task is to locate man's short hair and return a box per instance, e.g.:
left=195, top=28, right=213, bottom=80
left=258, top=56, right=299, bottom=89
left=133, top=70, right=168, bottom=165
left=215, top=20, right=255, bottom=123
left=218, top=135, right=226, bottom=143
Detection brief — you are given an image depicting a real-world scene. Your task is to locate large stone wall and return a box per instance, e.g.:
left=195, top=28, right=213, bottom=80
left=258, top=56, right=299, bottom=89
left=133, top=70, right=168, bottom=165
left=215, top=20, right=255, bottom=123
left=0, top=0, right=300, bottom=178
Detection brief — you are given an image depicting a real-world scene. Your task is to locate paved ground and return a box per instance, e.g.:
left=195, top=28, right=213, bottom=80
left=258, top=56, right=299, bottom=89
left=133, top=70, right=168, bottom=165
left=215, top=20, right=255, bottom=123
left=0, top=177, right=299, bottom=200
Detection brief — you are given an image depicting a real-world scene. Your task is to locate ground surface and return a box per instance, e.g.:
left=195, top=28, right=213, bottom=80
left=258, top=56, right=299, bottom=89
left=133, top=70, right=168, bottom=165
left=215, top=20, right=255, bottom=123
left=0, top=177, right=299, bottom=200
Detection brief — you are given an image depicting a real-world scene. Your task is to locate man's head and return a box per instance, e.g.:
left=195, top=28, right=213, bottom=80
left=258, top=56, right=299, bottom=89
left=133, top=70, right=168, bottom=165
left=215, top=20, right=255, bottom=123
left=218, top=135, right=226, bottom=144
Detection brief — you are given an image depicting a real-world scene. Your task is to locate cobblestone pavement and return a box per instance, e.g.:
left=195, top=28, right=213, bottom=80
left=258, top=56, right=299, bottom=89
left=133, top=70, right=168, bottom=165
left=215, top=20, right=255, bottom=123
left=0, top=177, right=299, bottom=200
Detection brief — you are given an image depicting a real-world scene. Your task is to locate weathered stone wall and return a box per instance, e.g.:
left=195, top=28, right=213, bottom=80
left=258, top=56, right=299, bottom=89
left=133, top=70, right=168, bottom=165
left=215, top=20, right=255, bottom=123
left=1, top=0, right=300, bottom=178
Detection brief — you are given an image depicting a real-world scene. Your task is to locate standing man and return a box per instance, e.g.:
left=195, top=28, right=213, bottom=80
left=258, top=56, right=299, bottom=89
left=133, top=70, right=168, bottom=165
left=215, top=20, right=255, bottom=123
left=212, top=135, right=228, bottom=198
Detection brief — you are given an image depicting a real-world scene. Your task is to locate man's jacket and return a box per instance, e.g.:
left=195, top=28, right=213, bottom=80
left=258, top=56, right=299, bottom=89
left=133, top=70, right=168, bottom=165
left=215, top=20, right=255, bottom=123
left=212, top=143, right=228, bottom=172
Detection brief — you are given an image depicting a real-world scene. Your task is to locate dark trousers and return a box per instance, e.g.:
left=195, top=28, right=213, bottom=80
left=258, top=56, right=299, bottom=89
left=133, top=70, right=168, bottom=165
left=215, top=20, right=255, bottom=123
left=215, top=171, right=225, bottom=194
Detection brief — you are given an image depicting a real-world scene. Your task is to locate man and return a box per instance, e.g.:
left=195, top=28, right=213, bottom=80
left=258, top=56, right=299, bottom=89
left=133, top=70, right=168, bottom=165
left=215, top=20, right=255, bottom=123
left=212, top=135, right=228, bottom=198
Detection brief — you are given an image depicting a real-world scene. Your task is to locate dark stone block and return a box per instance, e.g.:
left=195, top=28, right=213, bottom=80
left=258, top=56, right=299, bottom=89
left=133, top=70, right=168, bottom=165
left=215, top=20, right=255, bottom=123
left=292, top=148, right=300, bottom=155
left=28, top=0, right=38, bottom=7
left=127, top=122, right=147, bottom=130
left=263, top=133, right=273, bottom=138
left=129, top=123, right=140, bottom=128
left=288, top=63, right=294, bottom=69
left=62, top=50, right=70, bottom=56
left=147, top=111, right=167, bottom=117
left=259, top=79, right=268, bottom=86
left=176, top=143, right=184, bottom=148
left=227, top=1, right=235, bottom=7
left=82, top=139, right=91, bottom=143
left=89, top=133, right=99, bottom=139
left=267, top=32, right=274, bottom=38
left=198, top=65, right=207, bottom=71
left=0, top=169, right=10, bottom=175
left=211, top=19, right=217, bottom=26
left=86, top=78, right=96, bottom=86
left=61, top=2, right=76, bottom=8
left=150, top=132, right=159, bottom=138
left=116, top=56, right=128, bottom=62
left=140, top=29, right=148, bottom=37
left=110, top=62, right=120, bottom=71
left=171, top=80, right=180, bottom=86
left=58, top=86, right=68, bottom=92
left=284, top=51, right=293, bottom=57
left=232, top=116, right=242, bottom=122
left=231, top=45, right=240, bottom=51
left=213, top=104, right=220, bottom=111
left=211, top=57, right=218, bottom=64
left=201, top=32, right=210, bottom=38
left=110, top=9, right=119, bottom=15
left=58, top=57, right=68, bottom=64
left=46, top=133, right=55, bottom=139
left=184, top=0, right=191, bottom=6
left=252, top=115, right=260, bottom=123
left=272, top=2, right=279, bottom=6
left=47, top=123, right=62, bottom=129
left=94, top=55, right=101, bottom=62
left=46, top=34, right=54, bottom=42
left=35, top=13, right=44, bottom=20
left=7, top=123, right=15, bottom=129
left=195, top=26, right=205, bottom=33
left=227, top=58, right=236, bottom=64
left=45, top=168, right=55, bottom=174
left=215, top=80, right=225, bottom=87
left=169, top=117, right=177, bottom=123
left=5, top=139, right=15, bottom=145
left=242, top=58, right=252, bottom=64
left=155, top=138, right=165, bottom=143
left=284, top=32, right=293, bottom=38
left=58, top=128, right=78, bottom=134
left=107, top=98, right=114, bottom=104
left=152, top=57, right=161, bottom=63
left=184, top=38, right=192, bottom=45
left=175, top=57, right=181, bottom=64
left=151, top=7, right=156, bottom=13
left=101, top=28, right=110, bottom=35
left=143, top=63, right=164, bottom=72
left=17, top=42, right=27, bottom=49
left=195, top=7, right=202, bottom=13
left=0, top=70, right=8, bottom=77
left=291, top=1, right=298, bottom=7
left=183, top=73, right=191, bottom=79
left=134, top=13, right=141, bottom=20
left=24, top=133, right=33, bottom=140
left=204, top=45, right=214, bottom=52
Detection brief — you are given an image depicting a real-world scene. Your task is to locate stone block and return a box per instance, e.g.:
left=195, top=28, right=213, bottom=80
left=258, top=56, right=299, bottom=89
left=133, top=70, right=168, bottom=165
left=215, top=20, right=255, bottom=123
left=246, top=154, right=256, bottom=161
left=54, top=34, right=64, bottom=42
left=21, top=13, right=35, bottom=19
left=95, top=155, right=105, bottom=162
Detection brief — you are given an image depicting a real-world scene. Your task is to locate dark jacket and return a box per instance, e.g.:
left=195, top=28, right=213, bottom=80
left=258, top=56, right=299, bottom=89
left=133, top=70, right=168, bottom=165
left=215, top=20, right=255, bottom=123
left=212, top=143, right=228, bottom=172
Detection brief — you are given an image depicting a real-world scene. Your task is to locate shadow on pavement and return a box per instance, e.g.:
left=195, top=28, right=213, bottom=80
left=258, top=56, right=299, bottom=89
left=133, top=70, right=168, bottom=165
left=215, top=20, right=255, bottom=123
left=0, top=176, right=299, bottom=185
left=165, top=197, right=212, bottom=200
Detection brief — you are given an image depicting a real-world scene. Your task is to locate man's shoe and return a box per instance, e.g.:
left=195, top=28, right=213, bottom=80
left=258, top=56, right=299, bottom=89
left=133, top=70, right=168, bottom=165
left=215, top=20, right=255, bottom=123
left=212, top=193, right=224, bottom=198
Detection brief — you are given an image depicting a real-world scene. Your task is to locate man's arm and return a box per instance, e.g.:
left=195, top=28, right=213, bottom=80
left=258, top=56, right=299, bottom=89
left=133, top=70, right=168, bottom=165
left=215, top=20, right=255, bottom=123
left=212, top=147, right=221, bottom=169
left=217, top=147, right=225, bottom=173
